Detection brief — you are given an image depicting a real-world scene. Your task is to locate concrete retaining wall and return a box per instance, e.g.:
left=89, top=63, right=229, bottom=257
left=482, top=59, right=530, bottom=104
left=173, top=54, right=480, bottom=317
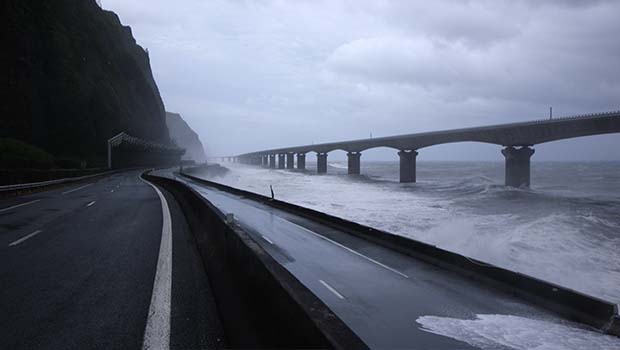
left=144, top=173, right=368, bottom=349
left=179, top=171, right=620, bottom=337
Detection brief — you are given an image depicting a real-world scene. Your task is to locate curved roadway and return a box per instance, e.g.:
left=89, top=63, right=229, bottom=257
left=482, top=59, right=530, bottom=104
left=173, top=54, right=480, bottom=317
left=0, top=170, right=223, bottom=349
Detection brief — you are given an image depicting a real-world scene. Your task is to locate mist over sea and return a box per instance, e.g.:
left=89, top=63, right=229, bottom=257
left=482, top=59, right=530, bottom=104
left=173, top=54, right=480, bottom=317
left=197, top=160, right=620, bottom=306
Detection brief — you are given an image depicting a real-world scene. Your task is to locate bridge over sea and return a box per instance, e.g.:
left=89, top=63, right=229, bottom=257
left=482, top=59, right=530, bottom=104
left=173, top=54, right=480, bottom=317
left=229, top=111, right=620, bottom=187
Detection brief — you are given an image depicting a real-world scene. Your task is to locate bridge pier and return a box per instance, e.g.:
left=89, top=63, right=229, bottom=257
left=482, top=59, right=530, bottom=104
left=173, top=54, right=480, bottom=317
left=286, top=153, right=295, bottom=169
left=347, top=152, right=361, bottom=175
left=317, top=153, right=328, bottom=174
left=398, top=150, right=418, bottom=183
left=278, top=154, right=286, bottom=169
left=269, top=154, right=276, bottom=168
left=297, top=153, right=306, bottom=170
left=262, top=155, right=269, bottom=167
left=502, top=146, right=535, bottom=187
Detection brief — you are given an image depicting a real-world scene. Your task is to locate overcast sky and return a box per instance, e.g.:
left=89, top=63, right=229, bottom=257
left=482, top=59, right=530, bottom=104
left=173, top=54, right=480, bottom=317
left=102, top=0, right=619, bottom=161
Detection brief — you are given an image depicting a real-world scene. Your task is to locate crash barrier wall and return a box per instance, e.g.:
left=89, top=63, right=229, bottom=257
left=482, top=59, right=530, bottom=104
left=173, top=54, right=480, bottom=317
left=0, top=168, right=107, bottom=186
left=143, top=172, right=368, bottom=349
left=180, top=170, right=620, bottom=337
left=0, top=170, right=117, bottom=197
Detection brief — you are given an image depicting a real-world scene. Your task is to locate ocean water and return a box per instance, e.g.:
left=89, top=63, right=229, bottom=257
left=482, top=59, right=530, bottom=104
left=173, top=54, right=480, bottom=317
left=196, top=160, right=620, bottom=306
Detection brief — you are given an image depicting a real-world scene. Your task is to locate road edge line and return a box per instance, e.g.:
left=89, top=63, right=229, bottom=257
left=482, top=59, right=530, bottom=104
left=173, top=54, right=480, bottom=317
left=140, top=173, right=173, bottom=350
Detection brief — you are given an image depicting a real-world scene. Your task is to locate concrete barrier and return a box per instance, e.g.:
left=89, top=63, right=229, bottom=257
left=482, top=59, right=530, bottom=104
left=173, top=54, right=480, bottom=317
left=143, top=172, right=368, bottom=349
left=179, top=171, right=620, bottom=337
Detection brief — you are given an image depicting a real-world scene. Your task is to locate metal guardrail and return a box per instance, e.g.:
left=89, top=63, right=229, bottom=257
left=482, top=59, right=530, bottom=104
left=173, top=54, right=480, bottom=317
left=0, top=170, right=116, bottom=194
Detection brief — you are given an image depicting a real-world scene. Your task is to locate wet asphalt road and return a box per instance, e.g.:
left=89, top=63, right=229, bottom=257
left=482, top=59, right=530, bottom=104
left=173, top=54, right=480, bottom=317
left=0, top=170, right=223, bottom=350
left=170, top=171, right=568, bottom=350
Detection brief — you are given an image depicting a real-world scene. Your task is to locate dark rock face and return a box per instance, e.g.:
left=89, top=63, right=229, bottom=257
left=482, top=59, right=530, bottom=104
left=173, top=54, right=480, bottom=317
left=2, top=0, right=170, bottom=166
left=166, top=112, right=206, bottom=162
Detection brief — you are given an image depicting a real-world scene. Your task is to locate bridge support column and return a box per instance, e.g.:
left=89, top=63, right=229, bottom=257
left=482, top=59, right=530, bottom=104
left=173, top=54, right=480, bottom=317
left=278, top=154, right=286, bottom=169
left=347, top=152, right=361, bottom=175
left=269, top=154, right=276, bottom=168
left=296, top=153, right=306, bottom=170
left=398, top=150, right=418, bottom=183
left=262, top=155, right=269, bottom=167
left=317, top=153, right=328, bottom=174
left=502, top=146, right=535, bottom=187
left=286, top=153, right=295, bottom=169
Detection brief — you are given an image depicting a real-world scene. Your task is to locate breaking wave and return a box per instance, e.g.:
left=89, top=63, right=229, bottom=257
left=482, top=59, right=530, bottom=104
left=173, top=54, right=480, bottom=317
left=195, top=161, right=620, bottom=305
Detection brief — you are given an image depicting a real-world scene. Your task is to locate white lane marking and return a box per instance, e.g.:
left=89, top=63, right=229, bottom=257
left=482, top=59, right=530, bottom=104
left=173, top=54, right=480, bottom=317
left=0, top=199, right=41, bottom=213
left=86, top=201, right=96, bottom=207
left=262, top=235, right=274, bottom=244
left=319, top=279, right=345, bottom=299
left=110, top=189, right=114, bottom=193
left=297, top=225, right=409, bottom=279
left=62, top=183, right=92, bottom=195
left=8, top=230, right=43, bottom=247
left=140, top=175, right=172, bottom=350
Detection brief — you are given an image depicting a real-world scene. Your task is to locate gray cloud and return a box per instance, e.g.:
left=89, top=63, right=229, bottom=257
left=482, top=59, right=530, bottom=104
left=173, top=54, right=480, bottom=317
left=102, top=0, right=619, bottom=160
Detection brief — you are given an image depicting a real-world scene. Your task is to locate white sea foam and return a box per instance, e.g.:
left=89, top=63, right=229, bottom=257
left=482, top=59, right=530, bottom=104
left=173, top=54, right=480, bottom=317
left=198, top=162, right=620, bottom=305
left=416, top=314, right=620, bottom=350
left=328, top=162, right=348, bottom=169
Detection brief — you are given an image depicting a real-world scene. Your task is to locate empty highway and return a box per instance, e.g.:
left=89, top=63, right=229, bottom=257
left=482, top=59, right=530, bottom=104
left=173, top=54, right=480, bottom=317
left=0, top=170, right=223, bottom=349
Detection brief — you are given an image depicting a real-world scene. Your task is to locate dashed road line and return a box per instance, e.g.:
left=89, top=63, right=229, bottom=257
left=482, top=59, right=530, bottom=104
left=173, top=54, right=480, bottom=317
left=8, top=230, right=43, bottom=247
left=0, top=199, right=41, bottom=213
left=319, top=279, right=345, bottom=299
left=62, top=183, right=92, bottom=195
left=86, top=201, right=96, bottom=207
left=262, top=235, right=274, bottom=244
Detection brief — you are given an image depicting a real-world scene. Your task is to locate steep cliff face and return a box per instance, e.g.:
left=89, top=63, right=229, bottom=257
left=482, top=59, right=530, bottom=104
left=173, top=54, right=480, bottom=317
left=2, top=0, right=170, bottom=165
left=166, top=112, right=207, bottom=162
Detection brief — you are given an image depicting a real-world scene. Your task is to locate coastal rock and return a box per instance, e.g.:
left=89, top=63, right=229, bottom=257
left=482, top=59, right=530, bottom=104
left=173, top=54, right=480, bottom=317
left=166, top=112, right=207, bottom=163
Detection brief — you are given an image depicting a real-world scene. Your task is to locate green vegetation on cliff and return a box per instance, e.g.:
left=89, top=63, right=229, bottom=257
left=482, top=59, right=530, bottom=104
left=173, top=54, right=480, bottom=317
left=0, top=138, right=55, bottom=169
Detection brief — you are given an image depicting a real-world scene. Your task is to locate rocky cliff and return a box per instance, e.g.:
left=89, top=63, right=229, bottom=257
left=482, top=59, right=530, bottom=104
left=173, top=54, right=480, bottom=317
left=166, top=112, right=207, bottom=162
left=2, top=0, right=170, bottom=166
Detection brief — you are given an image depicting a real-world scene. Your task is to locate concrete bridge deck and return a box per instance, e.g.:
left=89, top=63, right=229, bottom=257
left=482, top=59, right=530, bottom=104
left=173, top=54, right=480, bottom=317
left=232, top=110, right=620, bottom=187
